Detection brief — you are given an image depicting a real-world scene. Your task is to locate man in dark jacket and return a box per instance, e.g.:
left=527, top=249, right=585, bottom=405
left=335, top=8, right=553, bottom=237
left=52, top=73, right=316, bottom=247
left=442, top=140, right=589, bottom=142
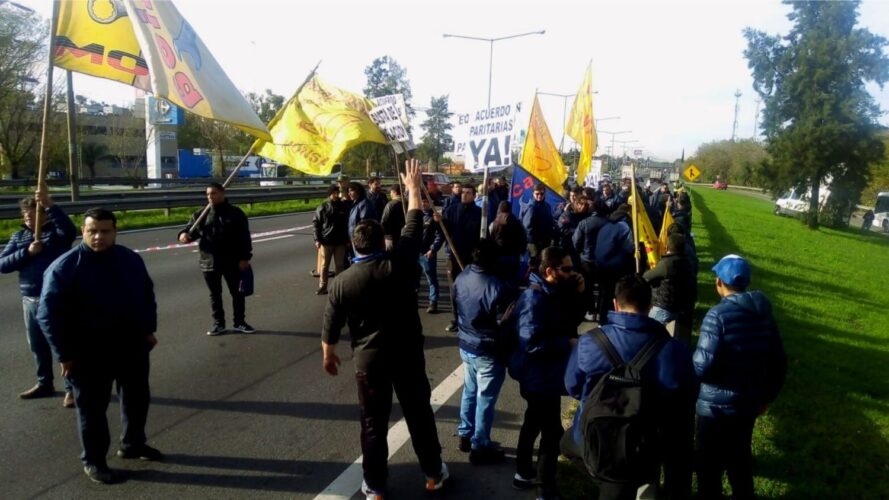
left=563, top=275, right=697, bottom=500
left=572, top=199, right=608, bottom=322
left=0, top=192, right=77, bottom=405
left=520, top=184, right=555, bottom=270
left=599, top=183, right=619, bottom=215
left=179, top=183, right=254, bottom=336
left=489, top=201, right=527, bottom=285
left=366, top=176, right=388, bottom=218
left=434, top=184, right=481, bottom=332
left=595, top=204, right=635, bottom=324
left=454, top=240, right=517, bottom=464
left=312, top=185, right=349, bottom=295
left=509, top=246, right=585, bottom=499
left=643, top=232, right=694, bottom=328
left=347, top=181, right=379, bottom=239
left=321, top=160, right=448, bottom=498
left=419, top=197, right=443, bottom=313
left=381, top=185, right=405, bottom=250
left=694, top=254, right=786, bottom=500
left=38, top=208, right=160, bottom=484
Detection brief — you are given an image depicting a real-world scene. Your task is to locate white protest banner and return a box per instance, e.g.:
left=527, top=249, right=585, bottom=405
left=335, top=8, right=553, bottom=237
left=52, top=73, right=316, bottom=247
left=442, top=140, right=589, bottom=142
left=370, top=94, right=410, bottom=125
left=453, top=101, right=523, bottom=173
left=368, top=103, right=413, bottom=154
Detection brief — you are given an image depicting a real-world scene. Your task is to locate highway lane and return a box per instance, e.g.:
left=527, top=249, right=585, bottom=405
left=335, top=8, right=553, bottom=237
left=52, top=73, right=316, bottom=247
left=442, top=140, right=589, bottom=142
left=0, top=211, right=540, bottom=499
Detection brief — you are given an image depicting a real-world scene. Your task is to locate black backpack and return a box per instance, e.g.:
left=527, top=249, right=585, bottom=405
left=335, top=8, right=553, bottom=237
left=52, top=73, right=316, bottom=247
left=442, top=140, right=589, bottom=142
left=579, top=328, right=668, bottom=483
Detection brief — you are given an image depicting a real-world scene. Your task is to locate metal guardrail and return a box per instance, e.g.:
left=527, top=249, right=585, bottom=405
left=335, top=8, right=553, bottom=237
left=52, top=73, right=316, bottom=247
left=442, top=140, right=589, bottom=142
left=0, top=176, right=339, bottom=188
left=0, top=186, right=329, bottom=219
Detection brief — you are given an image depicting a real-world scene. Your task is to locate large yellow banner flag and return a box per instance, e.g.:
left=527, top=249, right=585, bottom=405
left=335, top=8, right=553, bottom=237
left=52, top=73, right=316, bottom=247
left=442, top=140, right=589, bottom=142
left=565, top=64, right=597, bottom=184
left=54, top=0, right=270, bottom=140
left=658, top=201, right=674, bottom=255
left=253, top=76, right=388, bottom=176
left=630, top=175, right=660, bottom=268
left=520, top=95, right=567, bottom=192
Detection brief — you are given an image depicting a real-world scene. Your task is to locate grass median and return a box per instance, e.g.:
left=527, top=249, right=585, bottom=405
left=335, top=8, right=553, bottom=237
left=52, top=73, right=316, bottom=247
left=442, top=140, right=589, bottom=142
left=0, top=198, right=325, bottom=242
left=559, top=186, right=889, bottom=498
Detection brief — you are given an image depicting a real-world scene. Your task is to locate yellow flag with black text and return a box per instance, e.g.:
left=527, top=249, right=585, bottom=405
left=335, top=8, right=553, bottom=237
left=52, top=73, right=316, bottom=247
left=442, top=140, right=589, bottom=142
left=565, top=64, right=597, bottom=184
left=253, top=76, right=388, bottom=176
left=520, top=95, right=567, bottom=192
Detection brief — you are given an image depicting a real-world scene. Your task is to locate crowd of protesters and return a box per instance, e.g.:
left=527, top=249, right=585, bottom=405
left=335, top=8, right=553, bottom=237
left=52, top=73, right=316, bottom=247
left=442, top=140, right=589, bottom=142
left=2, top=163, right=786, bottom=499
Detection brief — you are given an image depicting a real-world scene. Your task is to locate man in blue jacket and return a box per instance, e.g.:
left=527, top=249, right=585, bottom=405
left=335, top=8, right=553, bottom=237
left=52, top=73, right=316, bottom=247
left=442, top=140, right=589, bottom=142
left=509, top=246, right=585, bottom=500
left=434, top=184, right=481, bottom=332
left=694, top=254, right=786, bottom=500
left=454, top=240, right=517, bottom=464
left=520, top=184, right=555, bottom=271
left=38, top=208, right=160, bottom=484
left=564, top=275, right=697, bottom=500
left=594, top=204, right=635, bottom=324
left=0, top=193, right=77, bottom=405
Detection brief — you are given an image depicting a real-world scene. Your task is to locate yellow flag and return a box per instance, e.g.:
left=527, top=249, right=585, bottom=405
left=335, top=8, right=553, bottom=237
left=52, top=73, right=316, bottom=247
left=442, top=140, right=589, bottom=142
left=565, top=64, right=597, bottom=183
left=54, top=0, right=151, bottom=91
left=658, top=202, right=674, bottom=255
left=520, top=95, right=567, bottom=192
left=630, top=175, right=660, bottom=268
left=253, top=76, right=388, bottom=176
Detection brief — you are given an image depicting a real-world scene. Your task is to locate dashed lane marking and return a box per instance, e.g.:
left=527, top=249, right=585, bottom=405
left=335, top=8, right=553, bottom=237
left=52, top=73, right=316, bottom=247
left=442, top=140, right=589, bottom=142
left=134, top=224, right=312, bottom=254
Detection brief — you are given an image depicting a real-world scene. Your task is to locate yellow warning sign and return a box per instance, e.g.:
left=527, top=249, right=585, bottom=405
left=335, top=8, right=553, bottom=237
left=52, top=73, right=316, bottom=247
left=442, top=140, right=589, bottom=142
left=683, top=164, right=701, bottom=182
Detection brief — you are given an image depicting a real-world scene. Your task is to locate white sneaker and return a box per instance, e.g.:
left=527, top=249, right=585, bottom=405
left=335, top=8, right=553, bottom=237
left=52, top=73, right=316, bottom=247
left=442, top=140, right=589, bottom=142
left=425, top=462, right=449, bottom=491
left=361, top=480, right=384, bottom=500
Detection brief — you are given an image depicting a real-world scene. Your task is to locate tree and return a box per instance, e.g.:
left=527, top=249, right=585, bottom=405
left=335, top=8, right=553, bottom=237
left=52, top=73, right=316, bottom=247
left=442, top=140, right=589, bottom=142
left=246, top=89, right=285, bottom=124
left=196, top=117, right=240, bottom=177
left=688, top=139, right=770, bottom=186
left=80, top=142, right=108, bottom=178
left=418, top=95, right=453, bottom=168
left=862, top=133, right=889, bottom=205
left=744, top=0, right=889, bottom=228
left=363, top=56, right=414, bottom=119
left=105, top=113, right=147, bottom=179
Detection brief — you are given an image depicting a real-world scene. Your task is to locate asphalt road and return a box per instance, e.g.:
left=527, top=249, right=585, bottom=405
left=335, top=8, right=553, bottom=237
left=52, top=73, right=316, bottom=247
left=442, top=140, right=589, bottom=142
left=0, top=211, right=553, bottom=499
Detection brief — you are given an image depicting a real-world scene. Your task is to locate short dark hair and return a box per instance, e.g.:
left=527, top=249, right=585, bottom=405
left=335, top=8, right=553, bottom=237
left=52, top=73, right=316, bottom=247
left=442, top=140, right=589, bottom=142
left=539, top=246, right=568, bottom=276
left=19, top=197, right=37, bottom=211
left=389, top=185, right=401, bottom=196
left=471, top=239, right=499, bottom=269
left=207, top=182, right=225, bottom=191
left=614, top=275, right=651, bottom=311
left=667, top=232, right=685, bottom=253
left=368, top=176, right=381, bottom=184
left=352, top=220, right=385, bottom=254
left=667, top=222, right=687, bottom=236
left=571, top=186, right=584, bottom=197
left=327, top=185, right=340, bottom=196
left=498, top=200, right=511, bottom=214
left=348, top=182, right=366, bottom=198
left=533, top=183, right=546, bottom=194
left=462, top=184, right=476, bottom=195
left=83, top=207, right=117, bottom=227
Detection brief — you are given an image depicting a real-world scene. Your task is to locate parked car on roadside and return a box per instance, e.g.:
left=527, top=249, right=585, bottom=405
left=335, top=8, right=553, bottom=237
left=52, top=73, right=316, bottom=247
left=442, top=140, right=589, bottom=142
left=712, top=177, right=728, bottom=190
left=421, top=172, right=452, bottom=195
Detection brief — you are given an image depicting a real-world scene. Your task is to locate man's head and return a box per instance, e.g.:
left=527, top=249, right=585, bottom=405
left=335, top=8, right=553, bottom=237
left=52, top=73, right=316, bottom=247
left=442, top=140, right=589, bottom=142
left=389, top=185, right=401, bottom=200
left=451, top=181, right=463, bottom=196
left=367, top=176, right=381, bottom=192
left=461, top=184, right=476, bottom=205
left=666, top=232, right=685, bottom=255
left=540, top=246, right=574, bottom=285
left=348, top=181, right=365, bottom=201
left=352, top=220, right=385, bottom=255
left=602, top=183, right=613, bottom=197
left=471, top=239, right=499, bottom=270
left=206, top=182, right=225, bottom=206
left=337, top=172, right=350, bottom=190
left=498, top=200, right=511, bottom=214
left=574, top=197, right=589, bottom=214
left=327, top=185, right=340, bottom=202
left=82, top=208, right=117, bottom=252
left=712, top=254, right=751, bottom=296
left=569, top=187, right=583, bottom=204
left=613, top=275, right=652, bottom=314
left=533, top=183, right=546, bottom=202
left=19, top=197, right=37, bottom=230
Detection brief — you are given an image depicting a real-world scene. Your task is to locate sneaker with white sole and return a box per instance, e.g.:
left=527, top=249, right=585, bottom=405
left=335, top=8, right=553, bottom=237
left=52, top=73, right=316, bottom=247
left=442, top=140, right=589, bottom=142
left=425, top=462, right=449, bottom=492
left=232, top=322, right=256, bottom=334
left=361, top=480, right=385, bottom=500
left=513, top=472, right=536, bottom=490
left=206, top=324, right=226, bottom=336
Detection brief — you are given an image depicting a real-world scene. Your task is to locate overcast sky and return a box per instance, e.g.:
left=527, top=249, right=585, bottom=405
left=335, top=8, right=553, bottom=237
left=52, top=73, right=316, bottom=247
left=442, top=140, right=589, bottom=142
left=16, top=0, right=889, bottom=161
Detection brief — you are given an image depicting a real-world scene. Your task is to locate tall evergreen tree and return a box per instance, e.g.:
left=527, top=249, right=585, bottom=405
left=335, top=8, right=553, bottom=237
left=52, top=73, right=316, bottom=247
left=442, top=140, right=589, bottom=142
left=744, top=0, right=889, bottom=228
left=419, top=95, right=454, bottom=168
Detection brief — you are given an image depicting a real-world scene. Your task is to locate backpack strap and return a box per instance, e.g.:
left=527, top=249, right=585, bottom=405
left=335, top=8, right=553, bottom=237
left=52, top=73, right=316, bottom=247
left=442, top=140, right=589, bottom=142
left=588, top=328, right=624, bottom=369
left=627, top=333, right=669, bottom=371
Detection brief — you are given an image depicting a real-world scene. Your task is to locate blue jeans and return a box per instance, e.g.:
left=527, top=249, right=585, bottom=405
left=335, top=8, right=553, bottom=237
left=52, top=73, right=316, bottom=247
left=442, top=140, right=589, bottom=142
left=650, top=305, right=677, bottom=325
left=418, top=254, right=439, bottom=303
left=458, top=349, right=506, bottom=449
left=23, top=296, right=68, bottom=390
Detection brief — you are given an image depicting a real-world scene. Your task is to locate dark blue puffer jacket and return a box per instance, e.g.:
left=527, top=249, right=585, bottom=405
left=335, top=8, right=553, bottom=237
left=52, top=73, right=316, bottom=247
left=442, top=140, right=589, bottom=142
left=348, top=197, right=379, bottom=238
left=509, top=273, right=584, bottom=393
left=693, top=290, right=786, bottom=418
left=595, top=210, right=635, bottom=273
left=520, top=199, right=554, bottom=247
left=454, top=264, right=517, bottom=357
left=433, top=201, right=481, bottom=262
left=0, top=206, right=77, bottom=297
left=572, top=214, right=607, bottom=263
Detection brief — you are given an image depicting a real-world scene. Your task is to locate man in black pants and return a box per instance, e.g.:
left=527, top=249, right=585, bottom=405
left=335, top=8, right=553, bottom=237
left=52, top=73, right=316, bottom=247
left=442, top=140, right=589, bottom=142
left=39, top=208, right=160, bottom=484
left=321, top=159, right=448, bottom=499
left=179, top=183, right=254, bottom=336
left=434, top=184, right=481, bottom=332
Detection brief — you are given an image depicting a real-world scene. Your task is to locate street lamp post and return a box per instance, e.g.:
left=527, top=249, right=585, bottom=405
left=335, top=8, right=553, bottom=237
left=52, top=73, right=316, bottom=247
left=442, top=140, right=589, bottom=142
left=443, top=30, right=545, bottom=238
left=599, top=130, right=631, bottom=170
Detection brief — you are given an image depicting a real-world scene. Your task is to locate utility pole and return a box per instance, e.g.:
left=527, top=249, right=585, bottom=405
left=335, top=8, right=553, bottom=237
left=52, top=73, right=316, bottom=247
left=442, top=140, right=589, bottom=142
left=731, top=89, right=742, bottom=141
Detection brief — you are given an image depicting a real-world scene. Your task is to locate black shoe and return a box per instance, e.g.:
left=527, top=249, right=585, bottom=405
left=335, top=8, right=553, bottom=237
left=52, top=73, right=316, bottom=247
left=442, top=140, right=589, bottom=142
left=469, top=446, right=505, bottom=465
left=19, top=384, right=54, bottom=399
left=310, top=269, right=320, bottom=278
left=512, top=473, right=536, bottom=490
left=233, top=322, right=256, bottom=334
left=83, top=464, right=113, bottom=484
left=458, top=436, right=471, bottom=452
left=117, top=444, right=163, bottom=461
left=206, top=324, right=226, bottom=336
left=316, top=286, right=328, bottom=295
left=426, top=301, right=438, bottom=314
left=445, top=321, right=458, bottom=333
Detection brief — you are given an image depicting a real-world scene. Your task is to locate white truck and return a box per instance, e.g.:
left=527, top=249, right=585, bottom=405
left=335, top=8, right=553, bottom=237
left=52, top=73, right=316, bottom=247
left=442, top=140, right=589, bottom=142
left=774, top=181, right=831, bottom=218
left=872, top=192, right=889, bottom=232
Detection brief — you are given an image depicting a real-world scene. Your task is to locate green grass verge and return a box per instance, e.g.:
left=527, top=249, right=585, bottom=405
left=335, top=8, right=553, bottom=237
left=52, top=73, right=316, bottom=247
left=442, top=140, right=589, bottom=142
left=0, top=198, right=325, bottom=242
left=559, top=187, right=889, bottom=499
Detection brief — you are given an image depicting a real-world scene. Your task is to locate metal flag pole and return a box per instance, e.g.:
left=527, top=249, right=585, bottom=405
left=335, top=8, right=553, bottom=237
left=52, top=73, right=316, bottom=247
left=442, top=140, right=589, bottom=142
left=32, top=0, right=61, bottom=240
left=65, top=70, right=79, bottom=201
left=187, top=61, right=321, bottom=237
left=630, top=163, right=641, bottom=274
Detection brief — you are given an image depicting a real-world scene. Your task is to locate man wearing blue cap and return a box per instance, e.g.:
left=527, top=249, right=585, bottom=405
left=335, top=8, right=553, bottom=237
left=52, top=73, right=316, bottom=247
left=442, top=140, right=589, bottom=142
left=693, top=254, right=787, bottom=500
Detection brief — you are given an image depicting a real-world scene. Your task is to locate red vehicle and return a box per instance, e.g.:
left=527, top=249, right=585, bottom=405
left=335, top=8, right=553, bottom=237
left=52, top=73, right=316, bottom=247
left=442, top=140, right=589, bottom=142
left=713, top=176, right=728, bottom=190
left=421, top=172, right=452, bottom=195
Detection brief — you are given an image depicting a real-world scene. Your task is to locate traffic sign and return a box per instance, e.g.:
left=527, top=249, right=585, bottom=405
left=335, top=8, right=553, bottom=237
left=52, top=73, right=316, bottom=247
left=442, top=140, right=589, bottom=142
left=683, top=164, right=701, bottom=182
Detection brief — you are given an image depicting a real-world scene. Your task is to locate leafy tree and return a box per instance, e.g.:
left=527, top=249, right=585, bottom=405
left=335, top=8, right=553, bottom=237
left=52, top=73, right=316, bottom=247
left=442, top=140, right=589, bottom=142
left=246, top=89, right=285, bottom=124
left=744, top=0, right=889, bottom=228
left=363, top=56, right=414, bottom=119
left=418, top=95, right=453, bottom=168
left=105, top=113, right=147, bottom=179
left=79, top=141, right=109, bottom=178
left=195, top=117, right=240, bottom=177
left=688, top=139, right=770, bottom=186
left=862, top=133, right=889, bottom=205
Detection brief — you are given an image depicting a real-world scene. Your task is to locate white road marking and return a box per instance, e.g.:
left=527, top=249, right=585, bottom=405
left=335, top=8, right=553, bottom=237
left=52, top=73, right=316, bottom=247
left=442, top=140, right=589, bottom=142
left=133, top=225, right=311, bottom=254
left=251, top=235, right=295, bottom=244
left=314, top=363, right=465, bottom=500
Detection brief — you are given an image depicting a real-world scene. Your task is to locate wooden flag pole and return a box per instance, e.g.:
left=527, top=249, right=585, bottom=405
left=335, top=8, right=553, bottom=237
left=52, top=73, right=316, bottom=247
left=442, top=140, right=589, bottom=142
left=33, top=0, right=61, bottom=240
left=631, top=163, right=641, bottom=274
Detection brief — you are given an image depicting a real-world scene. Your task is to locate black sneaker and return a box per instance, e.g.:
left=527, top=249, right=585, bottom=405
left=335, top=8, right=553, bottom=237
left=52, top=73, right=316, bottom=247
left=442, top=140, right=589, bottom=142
left=469, top=446, right=505, bottom=465
left=19, top=384, right=54, bottom=399
left=445, top=321, right=458, bottom=333
left=83, top=464, right=113, bottom=484
left=206, top=324, right=226, bottom=336
left=117, top=444, right=163, bottom=461
left=233, top=322, right=256, bottom=334
left=458, top=436, right=471, bottom=452
left=512, top=473, right=536, bottom=490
